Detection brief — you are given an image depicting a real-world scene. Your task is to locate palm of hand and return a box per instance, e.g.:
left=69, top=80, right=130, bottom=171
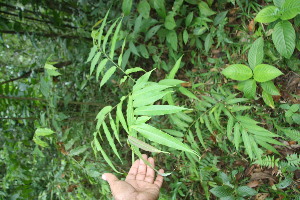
left=103, top=155, right=164, bottom=200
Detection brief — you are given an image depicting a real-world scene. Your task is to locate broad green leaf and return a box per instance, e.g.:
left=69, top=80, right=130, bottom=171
left=145, top=25, right=162, bottom=41
left=93, top=138, right=121, bottom=173
left=90, top=52, right=101, bottom=76
left=236, top=186, right=257, bottom=197
left=163, top=129, right=184, bottom=137
left=132, top=84, right=170, bottom=100
left=117, top=97, right=129, bottom=133
left=214, top=11, right=228, bottom=26
left=185, top=12, right=193, bottom=26
left=102, top=122, right=122, bottom=162
left=261, top=81, right=280, bottom=95
left=96, top=106, right=112, bottom=129
left=69, top=145, right=88, bottom=156
left=242, top=129, right=254, bottom=159
left=254, top=135, right=284, bottom=146
left=86, top=46, right=98, bottom=62
left=170, top=115, right=189, bottom=131
left=250, top=135, right=263, bottom=160
left=133, top=91, right=172, bottom=107
left=236, top=115, right=259, bottom=125
left=125, top=67, right=145, bottom=75
left=138, top=45, right=149, bottom=59
left=109, top=19, right=123, bottom=59
left=33, top=136, right=48, bottom=147
left=255, top=139, right=279, bottom=154
left=168, top=55, right=183, bottom=79
left=226, top=98, right=249, bottom=104
left=253, top=64, right=283, bottom=82
left=272, top=21, right=295, bottom=58
left=195, top=121, right=207, bottom=149
left=273, top=0, right=285, bottom=8
left=100, top=66, right=116, bottom=88
left=128, top=135, right=169, bottom=154
left=122, top=0, right=132, bottom=15
left=204, top=33, right=213, bottom=53
left=164, top=13, right=176, bottom=30
left=135, top=116, right=151, bottom=124
left=167, top=30, right=178, bottom=51
left=102, top=20, right=119, bottom=52
left=134, top=105, right=186, bottom=116
left=153, top=0, right=166, bottom=18
left=230, top=105, right=252, bottom=112
left=210, top=186, right=233, bottom=198
left=96, top=58, right=108, bottom=81
left=233, top=123, right=241, bottom=150
left=132, top=124, right=198, bottom=156
left=280, top=0, right=300, bottom=20
left=35, top=128, right=54, bottom=136
left=255, top=6, right=280, bottom=23
left=198, top=2, right=216, bottom=17
left=133, top=70, right=153, bottom=91
left=159, top=79, right=185, bottom=86
left=242, top=124, right=279, bottom=137
left=248, top=37, right=264, bottom=69
left=238, top=79, right=257, bottom=99
left=178, top=87, right=198, bottom=100
left=183, top=29, right=189, bottom=45
left=222, top=64, right=252, bottom=81
left=176, top=112, right=193, bottom=123
left=262, top=91, right=275, bottom=108
left=137, top=0, right=150, bottom=19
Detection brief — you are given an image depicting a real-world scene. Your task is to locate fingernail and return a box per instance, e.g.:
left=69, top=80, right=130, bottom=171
left=102, top=174, right=107, bottom=180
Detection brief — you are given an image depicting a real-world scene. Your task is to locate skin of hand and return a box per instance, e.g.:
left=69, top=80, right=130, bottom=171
left=102, top=154, right=164, bottom=200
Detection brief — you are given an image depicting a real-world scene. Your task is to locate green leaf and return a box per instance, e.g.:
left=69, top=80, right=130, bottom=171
left=117, top=97, right=129, bottom=133
left=273, top=0, right=285, bottom=8
left=262, top=91, right=275, bottom=108
left=261, top=81, right=280, bottom=95
left=132, top=84, right=170, bottom=100
left=248, top=37, right=264, bottom=69
left=205, top=33, right=213, bottom=53
left=96, top=58, right=108, bottom=81
left=35, top=128, right=54, bottom=136
left=96, top=106, right=112, bottom=129
left=96, top=11, right=109, bottom=47
left=109, top=113, right=121, bottom=145
left=145, top=25, right=162, bottom=41
left=236, top=115, right=258, bottom=125
left=253, top=64, right=283, bottom=82
left=255, top=6, right=280, bottom=23
left=132, top=124, right=198, bottom=156
left=236, top=186, right=257, bottom=197
left=280, top=0, right=300, bottom=20
left=227, top=117, right=234, bottom=139
left=134, top=105, right=186, bottom=116
left=277, top=177, right=293, bottom=189
left=210, top=186, right=233, bottom=198
left=242, top=129, right=254, bottom=160
left=109, top=19, right=123, bottom=59
left=100, top=66, right=116, bottom=88
left=93, top=137, right=121, bottom=173
left=33, top=136, right=48, bottom=147
left=222, top=64, right=253, bottom=81
left=133, top=70, right=153, bottom=91
left=233, top=123, right=241, bottom=150
left=167, top=30, right=178, bottom=51
left=168, top=55, right=183, bottom=79
left=137, top=0, right=150, bottom=19
left=90, top=52, right=101, bottom=75
left=102, top=20, right=119, bottom=52
left=163, top=129, right=184, bottom=137
left=178, top=87, right=198, bottom=100
left=118, top=39, right=127, bottom=66
left=183, top=29, right=189, bottom=45
left=272, top=21, right=296, bottom=58
left=102, top=122, right=122, bottom=162
left=238, top=79, right=257, bottom=99
left=122, top=0, right=132, bottom=15
left=126, top=95, right=134, bottom=129
left=133, top=90, right=172, bottom=107
left=185, top=12, right=193, bottom=26
left=198, top=2, right=216, bottom=17
left=69, top=145, right=88, bottom=156
left=128, top=135, right=169, bottom=154
left=159, top=79, right=185, bottom=86
left=125, top=67, right=145, bottom=75
left=86, top=46, right=98, bottom=62
left=195, top=121, right=207, bottom=149
left=153, top=0, right=166, bottom=18
left=165, top=13, right=176, bottom=30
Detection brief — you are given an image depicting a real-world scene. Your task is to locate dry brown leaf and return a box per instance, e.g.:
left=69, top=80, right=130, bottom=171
left=255, top=193, right=269, bottom=200
left=181, top=82, right=192, bottom=87
left=250, top=172, right=275, bottom=182
left=247, top=180, right=260, bottom=188
left=248, top=19, right=255, bottom=32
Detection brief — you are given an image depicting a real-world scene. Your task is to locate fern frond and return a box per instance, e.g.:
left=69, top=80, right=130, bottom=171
left=254, top=156, right=280, bottom=168
left=286, top=153, right=300, bottom=167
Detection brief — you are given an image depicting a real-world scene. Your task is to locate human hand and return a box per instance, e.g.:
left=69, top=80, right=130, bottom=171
left=102, top=154, right=164, bottom=200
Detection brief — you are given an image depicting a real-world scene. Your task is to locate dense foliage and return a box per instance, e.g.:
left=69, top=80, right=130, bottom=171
left=1, top=0, right=299, bottom=199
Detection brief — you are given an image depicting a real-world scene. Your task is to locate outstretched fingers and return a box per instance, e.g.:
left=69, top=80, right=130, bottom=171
left=154, top=169, right=164, bottom=189
left=144, top=157, right=155, bottom=183
left=125, top=159, right=140, bottom=181
left=136, top=154, right=148, bottom=181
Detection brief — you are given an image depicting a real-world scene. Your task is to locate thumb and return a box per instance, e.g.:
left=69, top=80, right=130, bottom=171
left=102, top=173, right=119, bottom=186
